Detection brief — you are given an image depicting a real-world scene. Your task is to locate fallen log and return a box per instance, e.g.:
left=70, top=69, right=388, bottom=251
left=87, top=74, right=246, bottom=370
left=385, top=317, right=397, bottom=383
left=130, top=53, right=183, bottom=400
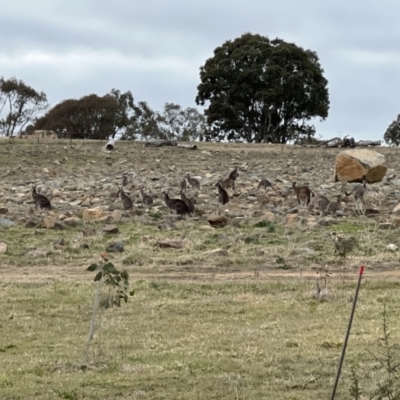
left=177, top=144, right=197, bottom=150
left=105, top=138, right=115, bottom=150
left=315, top=136, right=382, bottom=148
left=325, top=138, right=344, bottom=148
left=355, top=140, right=381, bottom=147
left=315, top=137, right=342, bottom=147
left=145, top=139, right=177, bottom=147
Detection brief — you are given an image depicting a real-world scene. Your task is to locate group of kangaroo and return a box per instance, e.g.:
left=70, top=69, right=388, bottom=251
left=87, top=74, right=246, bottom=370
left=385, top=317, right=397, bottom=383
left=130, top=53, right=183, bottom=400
left=161, top=167, right=239, bottom=216
left=30, top=165, right=368, bottom=218
left=292, top=179, right=368, bottom=216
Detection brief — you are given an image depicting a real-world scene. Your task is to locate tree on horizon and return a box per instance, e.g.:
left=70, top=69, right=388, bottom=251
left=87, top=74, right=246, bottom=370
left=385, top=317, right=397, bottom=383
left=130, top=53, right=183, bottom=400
left=196, top=33, right=330, bottom=143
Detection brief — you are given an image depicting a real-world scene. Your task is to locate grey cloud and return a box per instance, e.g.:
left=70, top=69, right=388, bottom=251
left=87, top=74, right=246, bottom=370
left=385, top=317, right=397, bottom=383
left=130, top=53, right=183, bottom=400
left=1, top=0, right=400, bottom=140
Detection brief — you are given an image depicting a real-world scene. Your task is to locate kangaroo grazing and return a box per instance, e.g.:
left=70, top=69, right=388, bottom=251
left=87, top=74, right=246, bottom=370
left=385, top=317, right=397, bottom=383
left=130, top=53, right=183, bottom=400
left=140, top=186, right=153, bottom=206
left=163, top=192, right=190, bottom=215
left=180, top=179, right=187, bottom=192
left=118, top=187, right=133, bottom=210
left=31, top=185, right=52, bottom=210
left=122, top=174, right=130, bottom=187
left=219, top=178, right=235, bottom=190
left=292, top=182, right=311, bottom=206
left=228, top=166, right=239, bottom=181
left=257, top=179, right=275, bottom=191
left=310, top=192, right=330, bottom=215
left=345, top=180, right=366, bottom=215
left=326, top=195, right=342, bottom=215
left=216, top=181, right=230, bottom=205
left=180, top=190, right=195, bottom=214
left=186, top=174, right=200, bottom=190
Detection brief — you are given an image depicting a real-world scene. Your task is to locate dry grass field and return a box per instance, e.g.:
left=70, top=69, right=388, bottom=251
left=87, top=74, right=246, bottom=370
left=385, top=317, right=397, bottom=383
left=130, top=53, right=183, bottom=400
left=1, top=138, right=400, bottom=399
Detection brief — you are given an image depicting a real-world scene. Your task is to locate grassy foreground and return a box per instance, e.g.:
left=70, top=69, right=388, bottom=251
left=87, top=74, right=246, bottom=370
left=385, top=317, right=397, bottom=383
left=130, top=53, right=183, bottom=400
left=1, top=278, right=400, bottom=399
left=1, top=140, right=400, bottom=398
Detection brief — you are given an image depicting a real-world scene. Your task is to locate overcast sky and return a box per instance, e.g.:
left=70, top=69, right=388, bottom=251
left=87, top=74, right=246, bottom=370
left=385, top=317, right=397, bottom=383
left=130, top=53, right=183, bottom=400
left=1, top=0, right=399, bottom=141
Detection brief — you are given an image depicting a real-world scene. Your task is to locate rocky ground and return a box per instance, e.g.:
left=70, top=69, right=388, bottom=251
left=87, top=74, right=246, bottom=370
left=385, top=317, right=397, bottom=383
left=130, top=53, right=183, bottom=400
left=1, top=139, right=400, bottom=282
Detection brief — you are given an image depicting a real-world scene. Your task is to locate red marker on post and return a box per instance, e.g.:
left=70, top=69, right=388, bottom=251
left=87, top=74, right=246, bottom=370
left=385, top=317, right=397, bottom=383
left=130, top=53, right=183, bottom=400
left=330, top=266, right=364, bottom=400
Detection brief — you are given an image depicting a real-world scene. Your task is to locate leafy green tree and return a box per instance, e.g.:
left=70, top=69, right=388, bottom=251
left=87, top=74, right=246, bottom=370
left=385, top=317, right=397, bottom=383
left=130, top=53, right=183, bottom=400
left=34, top=93, right=125, bottom=139
left=157, top=102, right=182, bottom=139
left=156, top=103, right=206, bottom=141
left=156, top=103, right=207, bottom=141
left=384, top=114, right=400, bottom=146
left=195, top=33, right=330, bottom=143
left=132, top=101, right=160, bottom=140
left=108, top=89, right=136, bottom=138
left=181, top=107, right=207, bottom=141
left=0, top=77, right=48, bottom=137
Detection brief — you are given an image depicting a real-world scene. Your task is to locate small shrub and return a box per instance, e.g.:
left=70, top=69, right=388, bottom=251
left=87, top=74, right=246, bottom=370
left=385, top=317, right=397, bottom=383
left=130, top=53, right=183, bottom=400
left=148, top=212, right=162, bottom=219
left=254, top=220, right=276, bottom=232
left=275, top=256, right=291, bottom=270
left=82, top=253, right=134, bottom=365
left=244, top=234, right=261, bottom=244
left=348, top=305, right=400, bottom=399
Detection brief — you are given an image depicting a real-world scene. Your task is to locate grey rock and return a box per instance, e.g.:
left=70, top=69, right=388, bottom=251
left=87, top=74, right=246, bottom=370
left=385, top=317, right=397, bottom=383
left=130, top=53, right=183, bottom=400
left=0, top=216, right=15, bottom=227
left=106, top=241, right=124, bottom=253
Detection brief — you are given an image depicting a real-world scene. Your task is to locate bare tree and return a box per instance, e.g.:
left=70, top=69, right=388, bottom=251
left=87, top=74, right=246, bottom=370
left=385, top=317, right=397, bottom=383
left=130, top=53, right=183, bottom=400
left=0, top=77, right=48, bottom=137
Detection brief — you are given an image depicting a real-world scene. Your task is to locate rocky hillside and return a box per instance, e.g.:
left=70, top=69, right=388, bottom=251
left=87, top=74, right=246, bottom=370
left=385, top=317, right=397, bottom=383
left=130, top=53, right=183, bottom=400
left=1, top=139, right=400, bottom=281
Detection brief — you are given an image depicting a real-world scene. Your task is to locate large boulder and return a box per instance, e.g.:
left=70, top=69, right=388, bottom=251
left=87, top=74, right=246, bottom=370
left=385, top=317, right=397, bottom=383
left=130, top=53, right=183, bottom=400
left=335, top=149, right=387, bottom=183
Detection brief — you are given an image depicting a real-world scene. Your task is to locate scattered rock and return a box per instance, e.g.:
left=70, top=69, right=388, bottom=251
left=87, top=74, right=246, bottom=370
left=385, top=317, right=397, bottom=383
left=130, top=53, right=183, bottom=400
left=0, top=216, right=15, bottom=227
left=25, top=217, right=40, bottom=228
left=103, top=224, right=119, bottom=234
left=387, top=244, right=398, bottom=251
left=106, top=241, right=124, bottom=253
left=262, top=212, right=276, bottom=222
left=156, top=239, right=186, bottom=249
left=392, top=218, right=400, bottom=228
left=284, top=213, right=298, bottom=228
left=83, top=208, right=106, bottom=221
left=24, top=249, right=51, bottom=258
left=207, top=214, right=229, bottom=228
left=53, top=237, right=66, bottom=249
left=63, top=217, right=81, bottom=227
left=290, top=247, right=314, bottom=256
left=378, top=223, right=392, bottom=230
left=364, top=208, right=380, bottom=217
left=335, top=149, right=387, bottom=183
left=392, top=204, right=400, bottom=214
left=285, top=207, right=299, bottom=215
left=204, top=248, right=228, bottom=257
left=318, top=218, right=334, bottom=226
left=335, top=210, right=347, bottom=217
left=107, top=209, right=123, bottom=223
left=158, top=221, right=177, bottom=231
left=82, top=228, right=96, bottom=237
left=0, top=242, right=7, bottom=253
left=40, top=216, right=57, bottom=229
left=53, top=237, right=66, bottom=246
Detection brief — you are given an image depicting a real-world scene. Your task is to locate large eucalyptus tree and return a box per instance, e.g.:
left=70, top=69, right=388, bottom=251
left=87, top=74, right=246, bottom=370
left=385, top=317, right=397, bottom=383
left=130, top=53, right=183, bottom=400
left=196, top=33, right=330, bottom=143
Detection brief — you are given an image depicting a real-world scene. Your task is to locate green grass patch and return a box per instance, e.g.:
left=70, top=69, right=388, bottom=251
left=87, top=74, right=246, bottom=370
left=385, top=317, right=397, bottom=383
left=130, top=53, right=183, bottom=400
left=0, top=279, right=399, bottom=398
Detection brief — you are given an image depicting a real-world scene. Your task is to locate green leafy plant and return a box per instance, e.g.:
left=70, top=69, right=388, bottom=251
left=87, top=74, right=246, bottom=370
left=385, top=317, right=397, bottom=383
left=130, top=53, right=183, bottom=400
left=148, top=211, right=162, bottom=219
left=244, top=234, right=261, bottom=244
left=348, top=366, right=364, bottom=400
left=349, top=305, right=400, bottom=399
left=275, top=256, right=291, bottom=270
left=254, top=220, right=275, bottom=232
left=82, top=253, right=134, bottom=365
